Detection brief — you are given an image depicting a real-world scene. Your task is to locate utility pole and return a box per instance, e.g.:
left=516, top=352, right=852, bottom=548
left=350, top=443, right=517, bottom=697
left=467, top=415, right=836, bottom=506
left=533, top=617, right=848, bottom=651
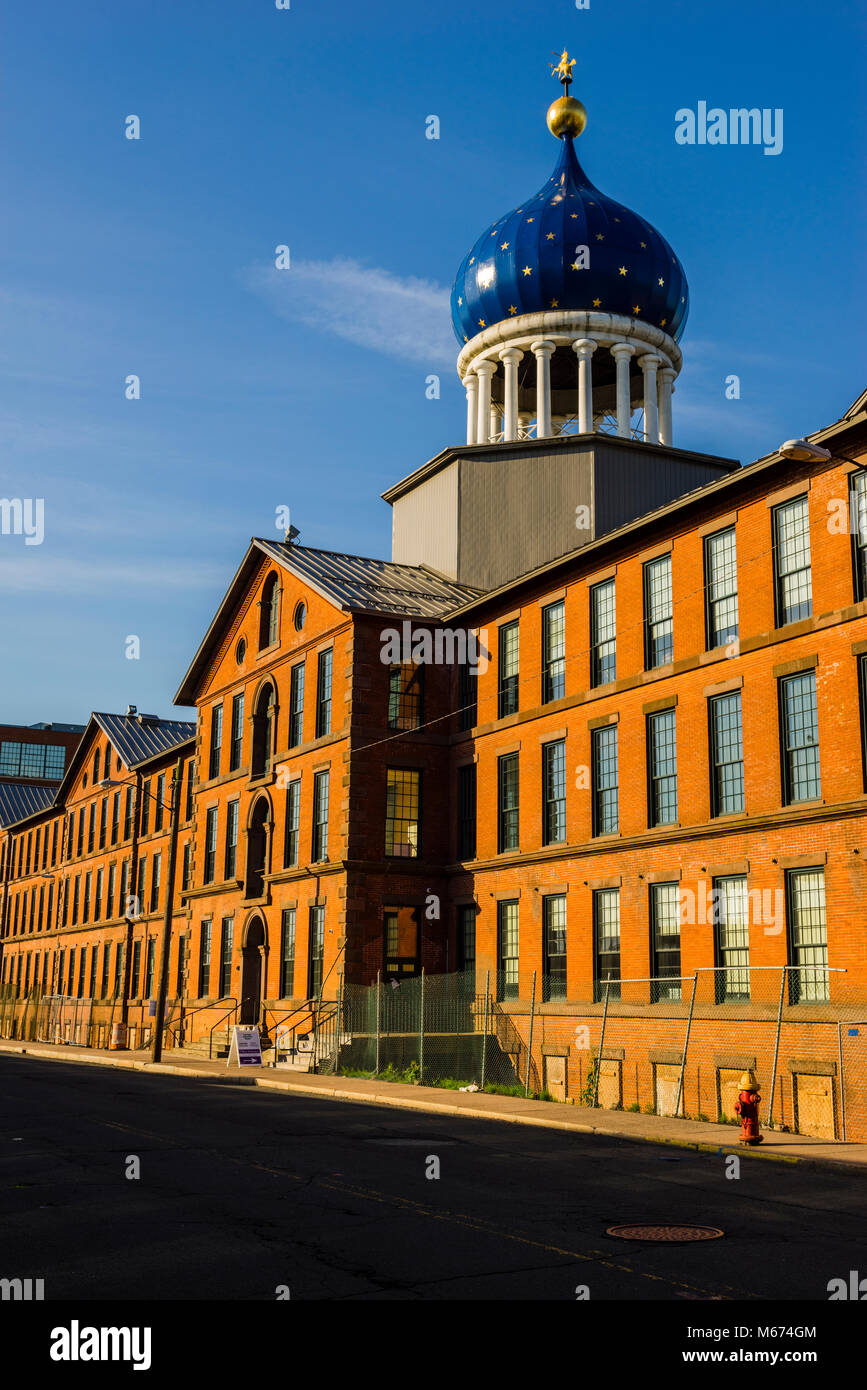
left=151, top=757, right=182, bottom=1064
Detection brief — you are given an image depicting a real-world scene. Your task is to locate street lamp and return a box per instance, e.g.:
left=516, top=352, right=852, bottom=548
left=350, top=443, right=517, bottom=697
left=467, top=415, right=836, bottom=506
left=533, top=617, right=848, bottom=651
left=98, top=760, right=183, bottom=1062
left=778, top=438, right=863, bottom=468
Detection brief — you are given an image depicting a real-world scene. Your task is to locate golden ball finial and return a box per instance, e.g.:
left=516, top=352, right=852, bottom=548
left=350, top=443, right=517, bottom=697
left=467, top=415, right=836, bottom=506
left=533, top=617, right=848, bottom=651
left=547, top=95, right=587, bottom=139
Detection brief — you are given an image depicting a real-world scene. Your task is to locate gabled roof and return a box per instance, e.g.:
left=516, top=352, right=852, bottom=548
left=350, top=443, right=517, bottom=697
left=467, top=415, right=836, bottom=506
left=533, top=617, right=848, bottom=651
left=51, top=712, right=196, bottom=807
left=92, top=713, right=196, bottom=770
left=0, top=781, right=57, bottom=829
left=174, top=538, right=482, bottom=706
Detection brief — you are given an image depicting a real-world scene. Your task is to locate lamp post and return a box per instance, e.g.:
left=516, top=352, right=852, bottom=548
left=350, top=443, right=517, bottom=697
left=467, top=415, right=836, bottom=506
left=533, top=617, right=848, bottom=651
left=778, top=438, right=863, bottom=469
left=150, top=757, right=183, bottom=1063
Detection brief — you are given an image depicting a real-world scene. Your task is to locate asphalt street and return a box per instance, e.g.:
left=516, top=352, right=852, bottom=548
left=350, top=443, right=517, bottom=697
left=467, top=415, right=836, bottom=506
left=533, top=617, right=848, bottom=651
left=1, top=1056, right=864, bottom=1301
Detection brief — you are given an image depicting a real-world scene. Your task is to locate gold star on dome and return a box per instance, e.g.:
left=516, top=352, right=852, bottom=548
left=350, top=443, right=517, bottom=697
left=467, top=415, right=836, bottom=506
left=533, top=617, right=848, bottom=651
left=588, top=201, right=596, bottom=206
left=457, top=296, right=463, bottom=306
left=614, top=217, right=621, bottom=223
left=618, top=266, right=627, bottom=276
left=596, top=234, right=604, bottom=241
left=570, top=261, right=580, bottom=271
left=633, top=304, right=641, bottom=314
left=660, top=318, right=667, bottom=327
left=681, top=296, right=685, bottom=303
left=463, top=335, right=468, bottom=342
left=501, top=242, right=510, bottom=250
left=658, top=278, right=664, bottom=286
left=526, top=217, right=534, bottom=223
left=550, top=298, right=559, bottom=308
left=522, top=266, right=532, bottom=276
left=479, top=319, right=486, bottom=327
left=546, top=233, right=556, bottom=241
left=509, top=305, right=517, bottom=314
left=640, top=241, right=647, bottom=249
left=592, top=298, right=601, bottom=307
left=469, top=257, right=475, bottom=265
left=570, top=213, right=579, bottom=219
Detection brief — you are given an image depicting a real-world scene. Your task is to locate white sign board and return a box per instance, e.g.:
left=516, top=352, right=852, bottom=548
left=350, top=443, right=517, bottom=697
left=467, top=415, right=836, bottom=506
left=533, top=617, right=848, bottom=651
left=227, top=1024, right=263, bottom=1068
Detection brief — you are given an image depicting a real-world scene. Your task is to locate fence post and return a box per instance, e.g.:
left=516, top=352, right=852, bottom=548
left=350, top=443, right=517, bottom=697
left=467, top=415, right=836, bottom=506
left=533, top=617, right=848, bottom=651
left=375, top=970, right=381, bottom=1077
left=767, top=967, right=787, bottom=1129
left=674, top=973, right=697, bottom=1119
left=419, top=968, right=425, bottom=1084
left=524, top=970, right=537, bottom=1096
left=481, top=971, right=490, bottom=1091
left=593, top=983, right=611, bottom=1108
left=837, top=1022, right=847, bottom=1142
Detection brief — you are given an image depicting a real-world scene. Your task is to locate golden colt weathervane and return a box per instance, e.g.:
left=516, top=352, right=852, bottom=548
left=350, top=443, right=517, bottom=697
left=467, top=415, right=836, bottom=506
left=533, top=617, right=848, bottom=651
left=547, top=49, right=586, bottom=140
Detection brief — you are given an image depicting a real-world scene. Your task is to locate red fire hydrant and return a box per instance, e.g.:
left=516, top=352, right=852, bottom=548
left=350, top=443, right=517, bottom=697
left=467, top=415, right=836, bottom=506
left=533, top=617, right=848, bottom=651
left=733, top=1069, right=763, bottom=1146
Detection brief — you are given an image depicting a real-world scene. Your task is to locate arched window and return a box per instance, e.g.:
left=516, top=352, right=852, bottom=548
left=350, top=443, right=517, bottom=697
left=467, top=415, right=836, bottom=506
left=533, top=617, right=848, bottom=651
left=245, top=800, right=270, bottom=900
left=259, top=573, right=280, bottom=650
left=251, top=684, right=275, bottom=779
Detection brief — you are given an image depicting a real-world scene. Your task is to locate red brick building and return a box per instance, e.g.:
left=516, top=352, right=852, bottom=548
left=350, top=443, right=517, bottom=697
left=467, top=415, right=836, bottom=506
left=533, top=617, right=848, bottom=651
left=2, top=81, right=866, bottom=1139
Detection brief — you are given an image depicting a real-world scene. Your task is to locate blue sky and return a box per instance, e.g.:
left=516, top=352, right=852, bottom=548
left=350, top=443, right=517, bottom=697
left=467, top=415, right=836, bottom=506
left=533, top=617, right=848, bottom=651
left=1, top=0, right=864, bottom=724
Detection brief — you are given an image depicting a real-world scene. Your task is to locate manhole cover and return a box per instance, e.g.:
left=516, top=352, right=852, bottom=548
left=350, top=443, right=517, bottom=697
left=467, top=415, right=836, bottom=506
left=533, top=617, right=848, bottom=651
left=606, top=1224, right=724, bottom=1242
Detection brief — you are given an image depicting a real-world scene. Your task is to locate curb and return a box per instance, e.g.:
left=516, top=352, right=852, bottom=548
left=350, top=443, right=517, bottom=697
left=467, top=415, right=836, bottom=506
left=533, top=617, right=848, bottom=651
left=1, top=1041, right=862, bottom=1175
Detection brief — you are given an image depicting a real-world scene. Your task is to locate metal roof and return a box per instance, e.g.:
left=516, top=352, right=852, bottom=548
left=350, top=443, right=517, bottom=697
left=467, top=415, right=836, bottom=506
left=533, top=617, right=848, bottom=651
left=0, top=781, right=57, bottom=828
left=254, top=541, right=482, bottom=617
left=92, top=713, right=196, bottom=770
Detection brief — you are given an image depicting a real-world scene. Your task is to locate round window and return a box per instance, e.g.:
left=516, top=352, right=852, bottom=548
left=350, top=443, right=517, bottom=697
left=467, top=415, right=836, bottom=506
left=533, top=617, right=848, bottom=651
left=294, top=602, right=307, bottom=631
left=236, top=637, right=247, bottom=664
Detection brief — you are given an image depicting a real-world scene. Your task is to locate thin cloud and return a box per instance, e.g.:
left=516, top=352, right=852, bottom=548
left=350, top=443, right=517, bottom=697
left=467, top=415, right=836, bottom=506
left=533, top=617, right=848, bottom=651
left=0, top=551, right=226, bottom=597
left=245, top=258, right=456, bottom=366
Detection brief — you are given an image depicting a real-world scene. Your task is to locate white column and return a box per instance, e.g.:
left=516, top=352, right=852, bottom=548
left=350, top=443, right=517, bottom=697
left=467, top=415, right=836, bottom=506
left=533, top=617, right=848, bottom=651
left=475, top=360, right=496, bottom=443
left=610, top=342, right=634, bottom=438
left=658, top=367, right=676, bottom=446
left=464, top=373, right=478, bottom=445
left=518, top=411, right=533, bottom=440
left=639, top=353, right=661, bottom=444
left=531, top=340, right=556, bottom=438
left=499, top=347, right=523, bottom=443
left=572, top=338, right=598, bottom=435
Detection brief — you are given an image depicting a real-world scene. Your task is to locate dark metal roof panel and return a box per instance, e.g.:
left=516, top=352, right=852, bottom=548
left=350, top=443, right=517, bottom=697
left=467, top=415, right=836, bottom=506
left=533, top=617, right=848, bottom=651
left=93, top=714, right=196, bottom=770
left=0, top=781, right=58, bottom=828
left=255, top=540, right=482, bottom=618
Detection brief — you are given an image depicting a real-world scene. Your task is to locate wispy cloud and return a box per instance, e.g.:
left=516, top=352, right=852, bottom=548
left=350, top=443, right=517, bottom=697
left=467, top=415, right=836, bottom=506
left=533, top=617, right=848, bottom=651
left=245, top=258, right=456, bottom=366
left=0, top=551, right=226, bottom=597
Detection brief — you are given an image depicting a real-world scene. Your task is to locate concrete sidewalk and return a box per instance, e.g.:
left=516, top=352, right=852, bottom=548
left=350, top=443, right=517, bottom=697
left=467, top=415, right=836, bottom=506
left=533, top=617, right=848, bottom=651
left=3, top=1037, right=865, bottom=1173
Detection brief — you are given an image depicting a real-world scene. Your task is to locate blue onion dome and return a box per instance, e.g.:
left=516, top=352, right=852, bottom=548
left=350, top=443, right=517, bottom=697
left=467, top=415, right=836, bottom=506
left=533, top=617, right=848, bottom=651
left=451, top=111, right=689, bottom=347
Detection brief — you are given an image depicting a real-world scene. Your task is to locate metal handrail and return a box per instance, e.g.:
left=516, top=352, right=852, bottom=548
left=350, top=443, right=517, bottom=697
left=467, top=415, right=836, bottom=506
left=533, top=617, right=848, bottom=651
left=205, top=998, right=239, bottom=1058
left=262, top=997, right=340, bottom=1067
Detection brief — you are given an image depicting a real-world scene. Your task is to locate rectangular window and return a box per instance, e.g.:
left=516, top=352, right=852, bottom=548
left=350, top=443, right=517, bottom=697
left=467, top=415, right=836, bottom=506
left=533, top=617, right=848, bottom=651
left=457, top=904, right=476, bottom=974
left=99, top=796, right=108, bottom=850
left=709, top=691, right=745, bottom=815
left=496, top=899, right=519, bottom=1001
left=308, top=906, right=325, bottom=997
left=198, top=920, right=212, bottom=997
left=591, top=724, right=619, bottom=836
left=209, top=704, right=223, bottom=780
left=316, top=650, right=333, bottom=738
left=150, top=853, right=161, bottom=913
left=204, top=807, right=218, bottom=883
left=457, top=763, right=476, bottom=860
left=543, top=894, right=567, bottom=1001
left=650, top=882, right=681, bottom=1000
left=111, top=792, right=120, bottom=845
left=388, top=663, right=424, bottom=730
left=176, top=935, right=187, bottom=996
left=114, top=943, right=124, bottom=998
left=542, top=601, right=566, bottom=704
left=498, top=620, right=519, bottom=718
left=284, top=779, right=301, bottom=867
left=787, top=868, right=828, bottom=1003
left=312, top=770, right=329, bottom=862
left=124, top=788, right=134, bottom=841
left=780, top=671, right=821, bottom=804
left=219, top=917, right=233, bottom=998
left=542, top=740, right=566, bottom=845
left=713, top=875, right=750, bottom=1001
left=288, top=663, right=305, bottom=748
left=145, top=938, right=156, bottom=998
left=225, top=799, right=239, bottom=880
left=279, top=908, right=296, bottom=998
left=229, top=694, right=245, bottom=772
left=647, top=709, right=678, bottom=826
left=100, top=943, right=110, bottom=999
left=773, top=496, right=812, bottom=626
left=94, top=868, right=103, bottom=922
left=185, top=761, right=195, bottom=821
left=704, top=526, right=739, bottom=649
left=76, top=810, right=84, bottom=857
left=107, top=864, right=116, bottom=919
left=644, top=554, right=673, bottom=668
left=385, top=768, right=420, bottom=858
left=154, top=774, right=165, bottom=832
left=77, top=947, right=86, bottom=998
left=590, top=578, right=616, bottom=687
left=497, top=752, right=519, bottom=852
left=182, top=840, right=192, bottom=891
left=139, top=786, right=149, bottom=837
left=860, top=654, right=867, bottom=791
left=850, top=468, right=867, bottom=602
left=130, top=940, right=142, bottom=999
left=87, top=804, right=95, bottom=853
left=458, top=659, right=477, bottom=731
left=82, top=871, right=91, bottom=923
left=593, top=887, right=621, bottom=1002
